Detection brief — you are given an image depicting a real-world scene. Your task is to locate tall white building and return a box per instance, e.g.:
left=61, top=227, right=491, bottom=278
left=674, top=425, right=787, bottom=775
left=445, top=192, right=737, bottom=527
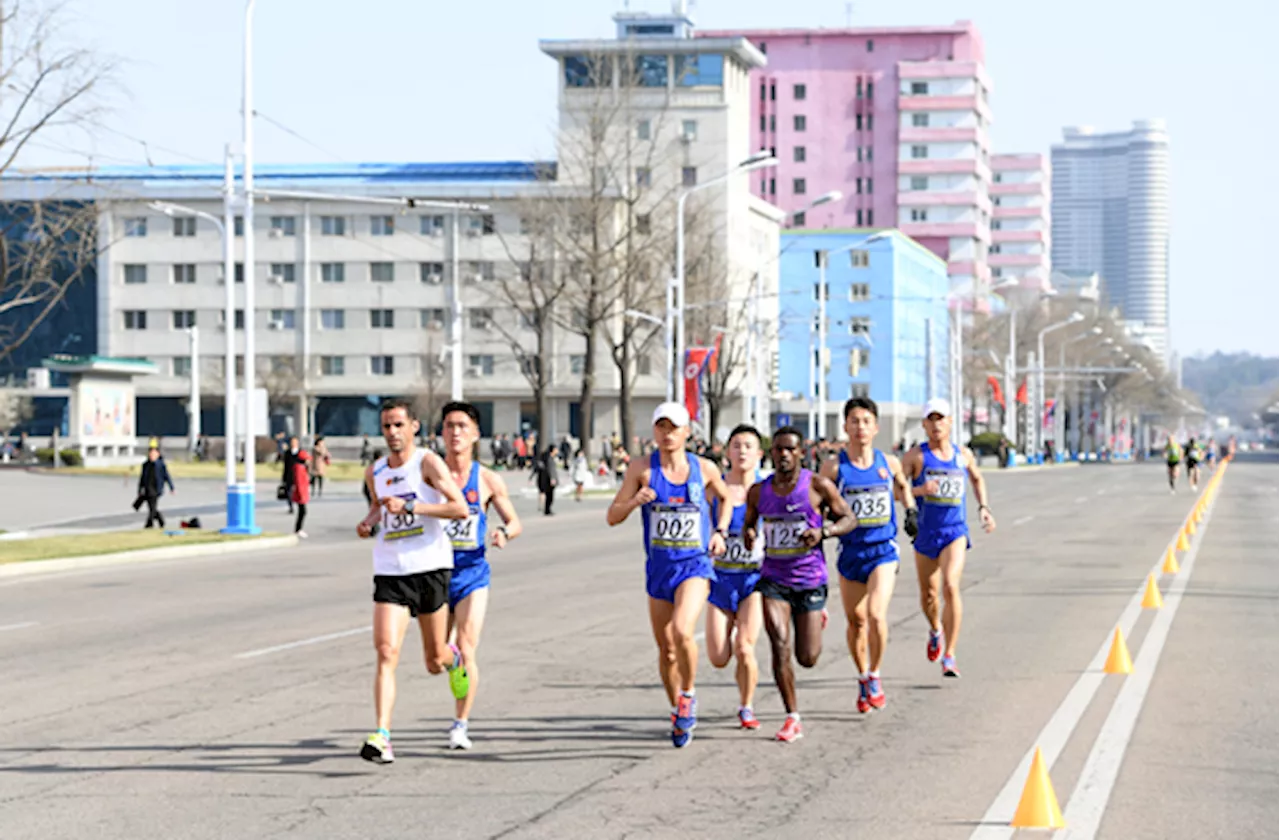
left=990, top=152, right=1050, bottom=303
left=2, top=10, right=779, bottom=442
left=1051, top=120, right=1170, bottom=357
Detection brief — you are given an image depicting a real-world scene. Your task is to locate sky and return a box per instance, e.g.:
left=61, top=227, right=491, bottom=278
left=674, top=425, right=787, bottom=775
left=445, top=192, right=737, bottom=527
left=29, top=0, right=1280, bottom=358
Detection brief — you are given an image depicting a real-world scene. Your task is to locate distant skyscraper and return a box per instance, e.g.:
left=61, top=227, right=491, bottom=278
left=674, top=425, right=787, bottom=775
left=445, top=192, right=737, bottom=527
left=1050, top=120, right=1170, bottom=357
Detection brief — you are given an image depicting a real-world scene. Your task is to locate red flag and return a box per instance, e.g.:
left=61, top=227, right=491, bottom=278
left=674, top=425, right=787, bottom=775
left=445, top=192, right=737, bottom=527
left=684, top=348, right=712, bottom=423
left=1015, top=380, right=1028, bottom=405
left=987, top=375, right=1005, bottom=409
left=708, top=332, right=723, bottom=375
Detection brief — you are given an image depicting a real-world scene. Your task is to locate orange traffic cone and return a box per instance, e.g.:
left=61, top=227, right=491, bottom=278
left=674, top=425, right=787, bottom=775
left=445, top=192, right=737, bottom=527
left=1141, top=574, right=1164, bottom=609
left=1162, top=546, right=1180, bottom=574
left=1176, top=530, right=1190, bottom=551
left=1011, top=747, right=1065, bottom=828
left=1104, top=627, right=1133, bottom=674
left=1186, top=518, right=1197, bottom=536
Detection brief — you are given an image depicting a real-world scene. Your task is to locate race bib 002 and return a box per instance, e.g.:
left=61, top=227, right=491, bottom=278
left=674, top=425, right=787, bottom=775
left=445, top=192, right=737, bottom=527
left=924, top=469, right=964, bottom=506
left=651, top=504, right=701, bottom=549
left=845, top=485, right=892, bottom=527
left=445, top=513, right=481, bottom=550
left=762, top=514, right=808, bottom=558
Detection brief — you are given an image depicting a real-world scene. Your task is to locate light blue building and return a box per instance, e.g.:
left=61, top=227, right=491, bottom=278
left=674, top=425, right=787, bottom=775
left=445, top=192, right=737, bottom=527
left=775, top=229, right=951, bottom=447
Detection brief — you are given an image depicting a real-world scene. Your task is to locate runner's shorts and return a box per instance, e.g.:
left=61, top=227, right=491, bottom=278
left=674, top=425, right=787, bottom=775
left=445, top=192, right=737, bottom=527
left=709, top=567, right=762, bottom=614
left=373, top=569, right=451, bottom=617
left=646, top=555, right=714, bottom=603
left=449, top=560, right=491, bottom=609
left=756, top=577, right=828, bottom=613
left=837, top=540, right=900, bottom=584
left=913, top=526, right=970, bottom=560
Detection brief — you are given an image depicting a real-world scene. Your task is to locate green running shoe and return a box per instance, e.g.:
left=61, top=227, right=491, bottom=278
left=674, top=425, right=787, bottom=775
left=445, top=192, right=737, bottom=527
left=447, top=643, right=470, bottom=700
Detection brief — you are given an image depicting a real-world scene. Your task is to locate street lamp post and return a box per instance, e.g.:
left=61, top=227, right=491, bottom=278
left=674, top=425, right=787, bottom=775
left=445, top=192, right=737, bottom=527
left=239, top=0, right=261, bottom=533
left=1035, top=312, right=1084, bottom=459
left=1058, top=326, right=1101, bottom=460
left=674, top=151, right=777, bottom=405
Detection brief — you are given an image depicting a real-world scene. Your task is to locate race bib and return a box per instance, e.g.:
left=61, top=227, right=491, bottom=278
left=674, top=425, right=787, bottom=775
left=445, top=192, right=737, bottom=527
left=651, top=504, right=701, bottom=549
left=715, top=533, right=761, bottom=570
left=382, top=492, right=424, bottom=541
left=763, top=514, right=808, bottom=558
left=924, top=469, right=964, bottom=506
left=845, top=485, right=892, bottom=527
left=445, top=513, right=481, bottom=550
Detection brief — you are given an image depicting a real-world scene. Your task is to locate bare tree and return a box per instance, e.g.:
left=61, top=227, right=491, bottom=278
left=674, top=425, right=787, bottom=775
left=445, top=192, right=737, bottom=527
left=412, top=331, right=449, bottom=433
left=0, top=2, right=115, bottom=366
left=257, top=357, right=302, bottom=420
left=0, top=388, right=33, bottom=438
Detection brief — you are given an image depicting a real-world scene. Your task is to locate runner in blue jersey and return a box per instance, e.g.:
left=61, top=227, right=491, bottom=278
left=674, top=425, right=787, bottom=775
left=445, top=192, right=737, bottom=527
left=439, top=401, right=522, bottom=750
left=705, top=424, right=767, bottom=731
left=607, top=402, right=733, bottom=748
left=901, top=398, right=996, bottom=679
left=820, top=397, right=917, bottom=712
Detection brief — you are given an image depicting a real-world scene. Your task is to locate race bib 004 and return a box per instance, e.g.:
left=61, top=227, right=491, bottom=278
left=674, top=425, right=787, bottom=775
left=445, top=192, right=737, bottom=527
left=715, top=533, right=761, bottom=570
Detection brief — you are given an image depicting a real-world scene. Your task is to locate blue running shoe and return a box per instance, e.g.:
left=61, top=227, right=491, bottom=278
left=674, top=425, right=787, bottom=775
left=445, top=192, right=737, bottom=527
left=675, top=693, right=697, bottom=732
left=867, top=676, right=886, bottom=709
left=856, top=678, right=871, bottom=714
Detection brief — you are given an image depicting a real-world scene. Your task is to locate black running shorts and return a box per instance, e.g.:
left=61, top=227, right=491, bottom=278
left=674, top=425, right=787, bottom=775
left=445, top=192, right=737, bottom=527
left=373, top=569, right=451, bottom=617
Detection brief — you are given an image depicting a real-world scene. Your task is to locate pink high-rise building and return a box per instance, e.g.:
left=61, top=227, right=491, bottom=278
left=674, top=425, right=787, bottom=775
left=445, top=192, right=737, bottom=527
left=990, top=153, right=1051, bottom=301
left=699, top=22, right=993, bottom=297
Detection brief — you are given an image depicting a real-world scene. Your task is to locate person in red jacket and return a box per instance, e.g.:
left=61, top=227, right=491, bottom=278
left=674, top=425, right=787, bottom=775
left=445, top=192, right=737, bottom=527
left=290, top=439, right=311, bottom=537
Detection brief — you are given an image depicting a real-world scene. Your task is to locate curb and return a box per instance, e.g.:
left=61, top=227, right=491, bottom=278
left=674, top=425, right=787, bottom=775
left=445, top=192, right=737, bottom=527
left=0, top=534, right=300, bottom=579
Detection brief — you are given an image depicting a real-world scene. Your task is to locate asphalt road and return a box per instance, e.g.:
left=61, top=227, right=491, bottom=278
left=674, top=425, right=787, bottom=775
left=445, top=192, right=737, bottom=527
left=1, top=457, right=1275, bottom=839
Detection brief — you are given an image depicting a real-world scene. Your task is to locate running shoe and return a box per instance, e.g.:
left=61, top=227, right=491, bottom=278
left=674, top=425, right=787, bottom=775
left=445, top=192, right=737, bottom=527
left=775, top=716, right=804, bottom=743
left=360, top=732, right=395, bottom=764
left=448, top=721, right=472, bottom=750
left=821, top=608, right=829, bottom=630
left=941, top=655, right=961, bottom=678
left=867, top=675, right=886, bottom=709
left=675, top=693, right=698, bottom=732
left=926, top=630, right=943, bottom=663
left=670, top=712, right=692, bottom=748
left=737, top=707, right=760, bottom=730
left=856, top=678, right=871, bottom=714
left=447, top=643, right=470, bottom=700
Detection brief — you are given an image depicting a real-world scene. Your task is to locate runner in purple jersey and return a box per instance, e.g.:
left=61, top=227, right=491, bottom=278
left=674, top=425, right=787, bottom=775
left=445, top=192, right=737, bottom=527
left=744, top=426, right=856, bottom=743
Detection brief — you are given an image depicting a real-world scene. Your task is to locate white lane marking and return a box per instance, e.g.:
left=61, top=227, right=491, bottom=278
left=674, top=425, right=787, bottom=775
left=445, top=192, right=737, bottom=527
left=233, top=625, right=370, bottom=659
left=1012, top=515, right=1035, bottom=527
left=1059, top=495, right=1214, bottom=837
left=0, top=621, right=37, bottom=632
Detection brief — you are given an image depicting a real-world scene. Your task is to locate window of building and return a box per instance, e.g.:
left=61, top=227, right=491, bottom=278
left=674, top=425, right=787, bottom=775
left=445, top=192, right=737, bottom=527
left=370, top=215, right=394, bottom=236
left=519, top=356, right=541, bottom=378
left=793, top=83, right=806, bottom=100
left=124, top=264, right=146, bottom=284
left=370, top=262, right=395, bottom=283
left=910, top=209, right=929, bottom=222
left=320, top=262, right=345, bottom=283
left=759, top=81, right=767, bottom=101
left=866, top=209, right=874, bottom=226
left=793, top=114, right=807, bottom=132
left=632, top=54, right=668, bottom=87
left=370, top=309, right=395, bottom=329
left=993, top=197, right=1002, bottom=206
left=849, top=316, right=871, bottom=336
left=635, top=166, right=652, bottom=188
left=759, top=114, right=766, bottom=133
left=792, top=211, right=806, bottom=227
left=471, top=213, right=496, bottom=235
left=793, top=145, right=806, bottom=163
left=172, top=217, right=195, bottom=237
left=990, top=244, right=1002, bottom=254
left=911, top=145, right=928, bottom=159
left=849, top=283, right=870, bottom=302
left=569, top=354, right=586, bottom=375
left=867, top=81, right=874, bottom=99
left=682, top=166, right=698, bottom=187
left=371, top=355, right=395, bottom=376
left=420, top=262, right=445, bottom=283
left=911, top=113, right=929, bottom=128
left=269, top=263, right=296, bottom=283
left=270, top=216, right=296, bottom=236
left=910, top=81, right=928, bottom=95
left=123, top=217, right=147, bottom=237
left=420, top=308, right=447, bottom=329
left=769, top=178, right=776, bottom=196
left=173, top=356, right=191, bottom=377
left=866, top=114, right=874, bottom=131
left=564, top=54, right=611, bottom=88
left=856, top=79, right=864, bottom=99
left=420, top=214, right=445, bottom=236
left=793, top=178, right=807, bottom=195
left=268, top=309, right=296, bottom=329
left=910, top=175, right=929, bottom=191
left=469, top=308, right=493, bottom=329
left=465, top=261, right=496, bottom=282
left=856, top=209, right=863, bottom=226
left=320, top=309, right=345, bottom=330
left=812, top=281, right=827, bottom=301
left=758, top=41, right=767, bottom=54
left=468, top=354, right=495, bottom=376
left=234, top=263, right=245, bottom=284
left=866, top=177, right=873, bottom=194
left=637, top=119, right=651, bottom=140
left=856, top=114, right=863, bottom=131
left=636, top=213, right=652, bottom=235
left=172, top=310, right=195, bottom=329
left=856, top=147, right=864, bottom=162
left=172, top=264, right=196, bottom=284
left=123, top=310, right=147, bottom=330
left=992, top=220, right=1003, bottom=230
left=849, top=383, right=870, bottom=399
left=320, top=215, right=346, bottom=236
left=769, top=114, right=776, bottom=132
left=993, top=173, right=1003, bottom=183
left=320, top=356, right=345, bottom=376
left=682, top=119, right=698, bottom=140
left=992, top=267, right=1003, bottom=278
left=233, top=215, right=244, bottom=236
left=769, top=81, right=776, bottom=101
left=865, top=145, right=874, bottom=161
left=849, top=250, right=870, bottom=268
left=222, top=309, right=245, bottom=330
left=855, top=177, right=863, bottom=195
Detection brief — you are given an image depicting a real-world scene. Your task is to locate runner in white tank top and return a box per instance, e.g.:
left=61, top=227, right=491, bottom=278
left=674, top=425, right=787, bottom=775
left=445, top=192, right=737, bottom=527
left=354, top=399, right=470, bottom=765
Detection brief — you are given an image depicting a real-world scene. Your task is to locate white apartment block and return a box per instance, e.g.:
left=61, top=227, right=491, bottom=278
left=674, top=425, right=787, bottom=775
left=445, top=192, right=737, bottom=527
left=990, top=152, right=1051, bottom=304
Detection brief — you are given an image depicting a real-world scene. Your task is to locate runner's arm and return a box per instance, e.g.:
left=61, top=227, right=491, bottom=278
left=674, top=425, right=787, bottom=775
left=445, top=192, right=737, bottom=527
left=700, top=457, right=735, bottom=535
left=410, top=450, right=470, bottom=519
left=742, top=483, right=761, bottom=551
left=963, top=447, right=996, bottom=531
left=814, top=474, right=857, bottom=538
left=607, top=458, right=653, bottom=526
left=484, top=468, right=522, bottom=545
left=357, top=464, right=381, bottom=536
left=885, top=454, right=917, bottom=512
left=818, top=453, right=840, bottom=484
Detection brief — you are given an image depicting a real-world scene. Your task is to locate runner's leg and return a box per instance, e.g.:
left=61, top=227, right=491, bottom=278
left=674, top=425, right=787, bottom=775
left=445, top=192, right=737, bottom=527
left=839, top=576, right=870, bottom=674
left=705, top=603, right=734, bottom=670
left=763, top=595, right=798, bottom=713
left=915, top=552, right=942, bottom=634
left=866, top=562, right=898, bottom=672
left=733, top=592, right=763, bottom=710
left=792, top=603, right=824, bottom=669
left=452, top=587, right=490, bottom=722
left=648, top=597, right=678, bottom=707
left=670, top=576, right=709, bottom=693
left=416, top=601, right=453, bottom=674
left=373, top=602, right=412, bottom=731
left=938, top=538, right=968, bottom=659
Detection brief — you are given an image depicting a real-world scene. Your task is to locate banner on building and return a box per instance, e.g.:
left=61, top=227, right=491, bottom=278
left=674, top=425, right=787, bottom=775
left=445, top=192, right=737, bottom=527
left=987, top=376, right=1005, bottom=409
left=684, top=348, right=713, bottom=423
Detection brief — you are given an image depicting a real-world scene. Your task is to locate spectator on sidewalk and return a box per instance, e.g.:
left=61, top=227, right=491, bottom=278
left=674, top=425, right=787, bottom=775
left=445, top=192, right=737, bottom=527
left=291, top=447, right=311, bottom=538
left=280, top=436, right=300, bottom=514
left=135, top=446, right=175, bottom=529
left=359, top=433, right=372, bottom=465
left=571, top=448, right=589, bottom=502
left=310, top=436, right=331, bottom=497
left=534, top=445, right=558, bottom=516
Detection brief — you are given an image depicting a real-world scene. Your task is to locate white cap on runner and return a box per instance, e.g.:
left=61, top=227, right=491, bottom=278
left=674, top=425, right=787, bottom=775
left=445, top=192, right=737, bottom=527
left=652, top=402, right=691, bottom=428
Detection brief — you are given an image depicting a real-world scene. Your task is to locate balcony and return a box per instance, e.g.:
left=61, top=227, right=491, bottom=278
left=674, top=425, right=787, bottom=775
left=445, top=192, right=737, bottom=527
left=898, top=190, right=991, bottom=215
left=989, top=252, right=1047, bottom=268
left=991, top=228, right=1047, bottom=244
left=898, top=126, right=985, bottom=146
left=898, top=158, right=987, bottom=178
left=901, top=221, right=988, bottom=242
left=993, top=205, right=1044, bottom=219
left=990, top=182, right=1044, bottom=196
left=898, top=93, right=992, bottom=122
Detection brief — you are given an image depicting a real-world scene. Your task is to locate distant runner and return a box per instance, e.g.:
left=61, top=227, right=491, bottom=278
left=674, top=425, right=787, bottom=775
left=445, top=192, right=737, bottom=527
left=1164, top=435, right=1183, bottom=494
left=1184, top=436, right=1202, bottom=492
